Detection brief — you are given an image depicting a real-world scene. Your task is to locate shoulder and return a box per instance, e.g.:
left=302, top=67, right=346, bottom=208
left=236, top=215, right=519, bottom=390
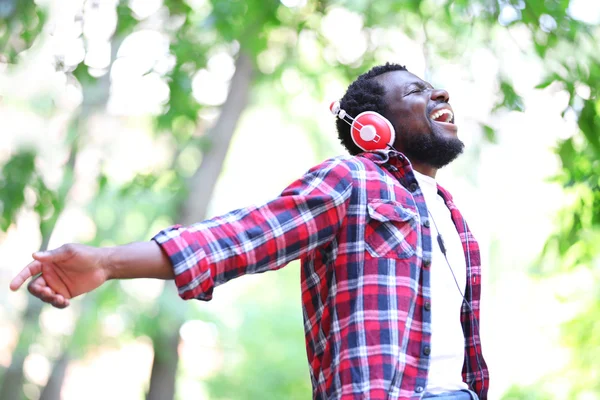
left=303, top=155, right=352, bottom=176
left=282, top=156, right=362, bottom=197
left=308, top=153, right=388, bottom=175
left=300, top=155, right=392, bottom=192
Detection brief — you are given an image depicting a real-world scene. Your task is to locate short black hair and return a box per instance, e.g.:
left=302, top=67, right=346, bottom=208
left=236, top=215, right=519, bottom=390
left=336, top=63, right=408, bottom=155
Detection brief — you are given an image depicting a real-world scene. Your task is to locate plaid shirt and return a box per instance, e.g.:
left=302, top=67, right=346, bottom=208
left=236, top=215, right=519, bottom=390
left=153, top=150, right=489, bottom=399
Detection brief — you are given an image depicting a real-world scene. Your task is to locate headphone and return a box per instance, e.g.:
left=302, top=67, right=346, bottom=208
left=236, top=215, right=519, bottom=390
left=329, top=101, right=396, bottom=152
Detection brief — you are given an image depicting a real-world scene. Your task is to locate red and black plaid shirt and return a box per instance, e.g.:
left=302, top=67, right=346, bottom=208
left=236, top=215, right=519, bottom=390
left=153, top=150, right=489, bottom=399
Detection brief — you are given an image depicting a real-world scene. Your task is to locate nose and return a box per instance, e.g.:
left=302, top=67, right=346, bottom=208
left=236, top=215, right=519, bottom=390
left=431, top=88, right=450, bottom=103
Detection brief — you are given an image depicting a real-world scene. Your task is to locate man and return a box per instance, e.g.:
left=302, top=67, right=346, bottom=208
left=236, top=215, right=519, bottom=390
left=10, top=63, right=489, bottom=399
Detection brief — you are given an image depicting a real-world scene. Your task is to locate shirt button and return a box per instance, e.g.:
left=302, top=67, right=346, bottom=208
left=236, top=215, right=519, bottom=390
left=423, top=259, right=431, bottom=269
left=424, top=301, right=431, bottom=311
left=423, top=219, right=430, bottom=228
left=415, top=386, right=424, bottom=393
left=423, top=346, right=431, bottom=356
left=409, top=182, right=418, bottom=192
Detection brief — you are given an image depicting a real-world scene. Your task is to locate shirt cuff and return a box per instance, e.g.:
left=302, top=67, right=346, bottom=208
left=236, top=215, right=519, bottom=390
left=152, top=225, right=215, bottom=301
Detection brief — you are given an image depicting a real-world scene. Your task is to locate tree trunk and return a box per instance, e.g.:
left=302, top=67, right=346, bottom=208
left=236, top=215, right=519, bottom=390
left=145, top=330, right=181, bottom=400
left=0, top=299, right=43, bottom=400
left=30, top=39, right=120, bottom=400
left=0, top=354, right=26, bottom=400
left=0, top=36, right=120, bottom=400
left=145, top=51, right=254, bottom=400
left=0, top=149, right=74, bottom=400
left=180, top=52, right=255, bottom=224
left=39, top=352, right=70, bottom=400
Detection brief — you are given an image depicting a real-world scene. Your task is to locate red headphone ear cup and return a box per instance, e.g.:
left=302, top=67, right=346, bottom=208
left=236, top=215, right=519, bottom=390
left=350, top=112, right=396, bottom=151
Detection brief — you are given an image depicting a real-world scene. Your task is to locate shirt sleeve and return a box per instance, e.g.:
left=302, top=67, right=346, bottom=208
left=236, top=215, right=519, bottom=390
left=152, top=158, right=353, bottom=301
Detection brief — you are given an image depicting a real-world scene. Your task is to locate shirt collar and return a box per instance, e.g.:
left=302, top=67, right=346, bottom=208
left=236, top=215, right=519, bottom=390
left=357, top=149, right=411, bottom=169
left=357, top=150, right=456, bottom=203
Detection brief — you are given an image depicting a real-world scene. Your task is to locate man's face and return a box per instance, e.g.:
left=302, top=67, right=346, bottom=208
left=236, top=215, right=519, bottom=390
left=376, top=70, right=464, bottom=169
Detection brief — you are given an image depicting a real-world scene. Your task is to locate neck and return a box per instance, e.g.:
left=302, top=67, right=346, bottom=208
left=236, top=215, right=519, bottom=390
left=412, top=162, right=437, bottom=179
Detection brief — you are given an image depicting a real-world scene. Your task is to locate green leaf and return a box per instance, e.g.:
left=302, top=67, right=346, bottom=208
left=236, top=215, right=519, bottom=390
left=0, top=150, right=37, bottom=231
left=556, top=137, right=576, bottom=176
left=578, top=99, right=600, bottom=157
left=481, top=124, right=497, bottom=143
left=494, top=80, right=525, bottom=112
left=535, top=73, right=561, bottom=89
left=115, top=1, right=138, bottom=35
left=72, top=63, right=96, bottom=87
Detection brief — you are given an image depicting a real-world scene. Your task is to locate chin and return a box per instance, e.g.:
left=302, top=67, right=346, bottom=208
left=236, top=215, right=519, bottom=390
left=402, top=130, right=465, bottom=169
left=431, top=121, right=458, bottom=137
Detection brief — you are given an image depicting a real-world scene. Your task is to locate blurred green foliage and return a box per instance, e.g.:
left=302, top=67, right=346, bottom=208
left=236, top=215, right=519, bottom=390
left=0, top=0, right=599, bottom=399
left=0, top=0, right=46, bottom=62
left=0, top=150, right=36, bottom=231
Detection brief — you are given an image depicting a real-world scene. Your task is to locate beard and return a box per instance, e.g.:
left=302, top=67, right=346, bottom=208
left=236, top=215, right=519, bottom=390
left=399, top=130, right=464, bottom=169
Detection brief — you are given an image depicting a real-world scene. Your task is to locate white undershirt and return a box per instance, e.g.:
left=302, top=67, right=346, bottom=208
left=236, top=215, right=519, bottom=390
left=413, top=170, right=468, bottom=395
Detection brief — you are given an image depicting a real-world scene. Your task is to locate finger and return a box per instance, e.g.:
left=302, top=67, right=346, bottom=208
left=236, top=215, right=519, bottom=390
left=27, top=275, right=49, bottom=298
left=27, top=277, right=68, bottom=308
left=10, top=260, right=42, bottom=291
left=31, top=279, right=56, bottom=304
left=25, top=277, right=57, bottom=306
left=58, top=298, right=70, bottom=308
left=51, top=294, right=70, bottom=309
left=32, top=244, right=75, bottom=263
left=40, top=288, right=66, bottom=308
left=40, top=288, right=57, bottom=304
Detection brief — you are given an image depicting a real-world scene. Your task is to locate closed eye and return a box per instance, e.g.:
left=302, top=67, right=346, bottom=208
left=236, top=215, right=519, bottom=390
left=404, top=88, right=422, bottom=96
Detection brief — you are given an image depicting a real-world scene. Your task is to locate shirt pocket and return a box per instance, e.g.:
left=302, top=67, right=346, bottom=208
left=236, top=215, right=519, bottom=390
left=365, top=199, right=419, bottom=259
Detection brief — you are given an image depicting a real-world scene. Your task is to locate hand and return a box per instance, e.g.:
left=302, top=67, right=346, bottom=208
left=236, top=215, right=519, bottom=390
left=10, top=244, right=110, bottom=309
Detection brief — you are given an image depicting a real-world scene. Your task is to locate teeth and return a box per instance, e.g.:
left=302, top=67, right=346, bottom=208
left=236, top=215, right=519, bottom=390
left=430, top=108, right=453, bottom=122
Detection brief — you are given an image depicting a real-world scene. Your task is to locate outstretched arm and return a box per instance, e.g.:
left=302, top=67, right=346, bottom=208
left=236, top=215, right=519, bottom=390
left=10, top=241, right=174, bottom=308
left=155, top=158, right=353, bottom=300
left=10, top=157, right=353, bottom=307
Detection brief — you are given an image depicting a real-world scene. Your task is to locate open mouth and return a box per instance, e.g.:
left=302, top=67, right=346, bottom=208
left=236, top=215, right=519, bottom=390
left=430, top=108, right=454, bottom=124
